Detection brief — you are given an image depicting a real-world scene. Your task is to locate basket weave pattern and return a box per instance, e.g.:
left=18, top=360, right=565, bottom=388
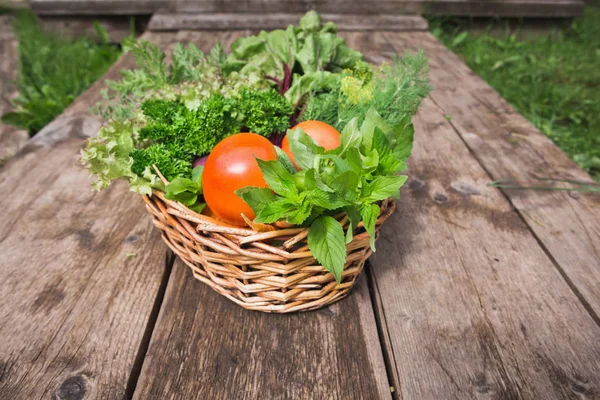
left=143, top=192, right=396, bottom=313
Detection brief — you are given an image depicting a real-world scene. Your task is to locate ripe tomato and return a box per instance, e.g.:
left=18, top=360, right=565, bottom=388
left=282, top=120, right=341, bottom=167
left=203, top=133, right=277, bottom=226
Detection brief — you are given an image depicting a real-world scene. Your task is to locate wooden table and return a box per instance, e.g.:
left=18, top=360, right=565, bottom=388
left=1, top=29, right=599, bottom=400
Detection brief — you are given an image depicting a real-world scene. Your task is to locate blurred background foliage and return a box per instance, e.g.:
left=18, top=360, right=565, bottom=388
left=428, top=4, right=600, bottom=180
left=1, top=9, right=123, bottom=135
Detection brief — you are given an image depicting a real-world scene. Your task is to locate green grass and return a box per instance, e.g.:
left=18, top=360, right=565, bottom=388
left=1, top=10, right=122, bottom=135
left=429, top=7, right=600, bottom=180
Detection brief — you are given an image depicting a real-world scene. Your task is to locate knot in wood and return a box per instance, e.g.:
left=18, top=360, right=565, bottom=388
left=408, top=179, right=425, bottom=190
left=433, top=192, right=448, bottom=203
left=55, top=375, right=87, bottom=400
left=571, top=379, right=591, bottom=395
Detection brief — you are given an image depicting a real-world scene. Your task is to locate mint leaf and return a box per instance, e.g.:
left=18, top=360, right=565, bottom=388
left=324, top=154, right=352, bottom=175
left=393, top=117, right=414, bottom=162
left=360, top=108, right=392, bottom=152
left=286, top=201, right=312, bottom=225
left=308, top=216, right=347, bottom=283
left=371, top=129, right=408, bottom=174
left=306, top=188, right=347, bottom=210
left=379, top=155, right=407, bottom=175
left=363, top=175, right=407, bottom=202
left=256, top=158, right=297, bottom=198
left=360, top=203, right=380, bottom=251
left=305, top=168, right=333, bottom=192
left=235, top=187, right=276, bottom=214
left=287, top=127, right=325, bottom=170
left=345, top=147, right=363, bottom=175
left=329, top=170, right=359, bottom=201
left=372, top=127, right=392, bottom=159
left=275, top=146, right=297, bottom=174
left=362, top=148, right=379, bottom=173
left=338, top=117, right=361, bottom=155
left=255, top=198, right=296, bottom=223
left=344, top=205, right=361, bottom=244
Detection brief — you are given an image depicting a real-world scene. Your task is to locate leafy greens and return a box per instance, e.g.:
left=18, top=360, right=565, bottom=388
left=236, top=109, right=416, bottom=282
left=81, top=11, right=431, bottom=282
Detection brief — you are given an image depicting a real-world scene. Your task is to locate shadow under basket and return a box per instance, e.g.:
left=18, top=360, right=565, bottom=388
left=143, top=192, right=396, bottom=313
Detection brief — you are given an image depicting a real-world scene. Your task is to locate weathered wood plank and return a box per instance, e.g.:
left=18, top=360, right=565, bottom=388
left=37, top=16, right=148, bottom=43
left=423, top=0, right=584, bottom=17
left=133, top=260, right=391, bottom=399
left=0, top=33, right=172, bottom=399
left=30, top=0, right=584, bottom=17
left=149, top=13, right=428, bottom=32
left=373, top=98, right=600, bottom=399
left=176, top=0, right=583, bottom=17
left=130, top=30, right=391, bottom=400
left=340, top=30, right=600, bottom=398
left=30, top=0, right=172, bottom=15
left=0, top=15, right=28, bottom=166
left=384, top=31, right=600, bottom=320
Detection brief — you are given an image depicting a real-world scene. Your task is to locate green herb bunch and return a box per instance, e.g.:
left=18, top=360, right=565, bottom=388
left=81, top=36, right=289, bottom=196
left=236, top=107, right=418, bottom=282
left=80, top=11, right=431, bottom=282
left=223, top=11, right=362, bottom=105
left=302, top=55, right=431, bottom=131
left=130, top=89, right=292, bottom=181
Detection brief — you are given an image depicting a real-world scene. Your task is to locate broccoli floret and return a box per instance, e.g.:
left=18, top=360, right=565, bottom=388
left=131, top=143, right=192, bottom=181
left=237, top=88, right=293, bottom=136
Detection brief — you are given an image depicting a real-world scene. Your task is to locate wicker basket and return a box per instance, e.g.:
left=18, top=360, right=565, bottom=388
left=143, top=191, right=396, bottom=313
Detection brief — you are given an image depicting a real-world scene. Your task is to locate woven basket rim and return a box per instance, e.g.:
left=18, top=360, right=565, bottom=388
left=146, top=189, right=396, bottom=237
left=142, top=190, right=397, bottom=312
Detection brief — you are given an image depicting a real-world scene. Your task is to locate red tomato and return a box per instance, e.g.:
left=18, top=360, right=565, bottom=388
left=282, top=120, right=341, bottom=167
left=203, top=133, right=277, bottom=226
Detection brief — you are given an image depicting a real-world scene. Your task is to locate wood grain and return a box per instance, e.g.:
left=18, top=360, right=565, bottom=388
left=37, top=16, right=149, bottom=43
left=372, top=98, right=600, bottom=399
left=133, top=260, right=391, bottom=399
left=30, top=0, right=171, bottom=15
left=0, top=33, right=172, bottom=399
left=149, top=13, right=428, bottom=32
left=340, top=30, right=600, bottom=398
left=384, top=31, right=600, bottom=321
left=423, top=0, right=584, bottom=17
left=176, top=0, right=583, bottom=17
left=30, top=0, right=584, bottom=17
left=130, top=30, right=391, bottom=400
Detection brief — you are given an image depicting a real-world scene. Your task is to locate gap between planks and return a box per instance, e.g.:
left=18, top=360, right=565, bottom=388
left=128, top=31, right=393, bottom=400
left=365, top=263, right=402, bottom=400
left=344, top=30, right=600, bottom=398
left=125, top=251, right=176, bottom=400
left=428, top=94, right=600, bottom=328
left=382, top=30, right=600, bottom=325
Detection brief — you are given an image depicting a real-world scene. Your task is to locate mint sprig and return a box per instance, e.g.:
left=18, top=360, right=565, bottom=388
left=308, top=216, right=347, bottom=283
left=238, top=107, right=412, bottom=283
